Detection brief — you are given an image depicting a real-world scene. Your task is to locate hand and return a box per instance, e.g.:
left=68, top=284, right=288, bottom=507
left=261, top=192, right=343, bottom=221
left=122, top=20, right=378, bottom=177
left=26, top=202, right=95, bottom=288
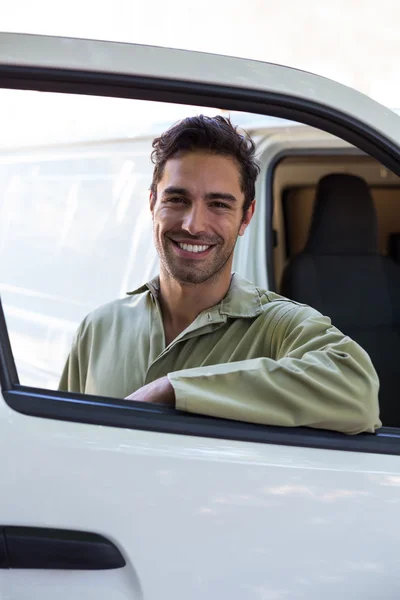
left=125, top=376, right=175, bottom=407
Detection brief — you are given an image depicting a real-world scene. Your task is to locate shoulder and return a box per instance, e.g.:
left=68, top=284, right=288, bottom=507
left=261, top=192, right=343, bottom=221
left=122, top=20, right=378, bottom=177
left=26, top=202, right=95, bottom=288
left=253, top=287, right=339, bottom=353
left=229, top=273, right=326, bottom=329
left=75, top=289, right=152, bottom=343
left=256, top=287, right=323, bottom=325
left=251, top=287, right=348, bottom=360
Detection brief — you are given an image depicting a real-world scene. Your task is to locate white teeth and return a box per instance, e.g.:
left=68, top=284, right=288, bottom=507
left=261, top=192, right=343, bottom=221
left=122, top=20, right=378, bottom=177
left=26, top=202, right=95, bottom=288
left=178, top=243, right=210, bottom=253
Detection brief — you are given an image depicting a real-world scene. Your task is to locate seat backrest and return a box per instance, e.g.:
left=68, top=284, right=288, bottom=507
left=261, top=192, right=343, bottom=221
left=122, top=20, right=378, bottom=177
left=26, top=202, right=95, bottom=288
left=281, top=173, right=400, bottom=426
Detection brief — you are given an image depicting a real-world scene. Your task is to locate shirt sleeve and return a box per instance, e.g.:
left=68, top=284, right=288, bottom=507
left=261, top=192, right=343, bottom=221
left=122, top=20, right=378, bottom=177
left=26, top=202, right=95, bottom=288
left=168, top=306, right=381, bottom=434
left=58, top=331, right=84, bottom=393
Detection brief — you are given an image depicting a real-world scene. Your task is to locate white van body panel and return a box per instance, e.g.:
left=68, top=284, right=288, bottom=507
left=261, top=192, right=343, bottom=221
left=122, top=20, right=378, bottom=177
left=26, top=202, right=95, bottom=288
left=1, top=399, right=400, bottom=599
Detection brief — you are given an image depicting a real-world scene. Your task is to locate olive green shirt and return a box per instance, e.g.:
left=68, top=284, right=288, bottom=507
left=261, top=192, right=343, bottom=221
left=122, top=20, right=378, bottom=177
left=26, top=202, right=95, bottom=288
left=59, top=274, right=381, bottom=434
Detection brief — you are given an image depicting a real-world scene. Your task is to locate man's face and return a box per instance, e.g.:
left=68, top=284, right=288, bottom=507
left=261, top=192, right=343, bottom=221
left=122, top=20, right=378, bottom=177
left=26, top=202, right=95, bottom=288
left=151, top=151, right=255, bottom=285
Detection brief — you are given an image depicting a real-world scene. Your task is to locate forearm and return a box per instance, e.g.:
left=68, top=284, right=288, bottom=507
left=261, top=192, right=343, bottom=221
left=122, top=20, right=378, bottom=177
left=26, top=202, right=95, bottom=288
left=168, top=344, right=381, bottom=434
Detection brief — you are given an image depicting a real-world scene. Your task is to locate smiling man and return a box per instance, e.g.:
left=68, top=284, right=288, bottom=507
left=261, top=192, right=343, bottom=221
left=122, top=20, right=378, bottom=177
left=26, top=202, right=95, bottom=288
left=59, top=115, right=381, bottom=434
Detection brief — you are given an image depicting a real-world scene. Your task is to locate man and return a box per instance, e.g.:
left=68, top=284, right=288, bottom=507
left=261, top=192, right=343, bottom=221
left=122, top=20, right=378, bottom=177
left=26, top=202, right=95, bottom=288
left=59, top=115, right=381, bottom=434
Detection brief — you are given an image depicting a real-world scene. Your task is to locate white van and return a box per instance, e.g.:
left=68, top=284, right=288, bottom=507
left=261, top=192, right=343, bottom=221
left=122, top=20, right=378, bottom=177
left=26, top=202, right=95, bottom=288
left=0, top=32, right=399, bottom=600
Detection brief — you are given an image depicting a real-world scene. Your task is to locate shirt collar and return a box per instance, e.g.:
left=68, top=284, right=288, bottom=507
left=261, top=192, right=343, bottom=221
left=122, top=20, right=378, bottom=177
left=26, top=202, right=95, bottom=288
left=127, top=276, right=160, bottom=299
left=127, top=273, right=263, bottom=318
left=219, top=274, right=263, bottom=318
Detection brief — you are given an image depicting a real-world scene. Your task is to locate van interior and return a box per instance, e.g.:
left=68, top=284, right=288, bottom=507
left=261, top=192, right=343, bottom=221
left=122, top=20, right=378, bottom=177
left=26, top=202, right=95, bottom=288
left=271, top=153, right=400, bottom=426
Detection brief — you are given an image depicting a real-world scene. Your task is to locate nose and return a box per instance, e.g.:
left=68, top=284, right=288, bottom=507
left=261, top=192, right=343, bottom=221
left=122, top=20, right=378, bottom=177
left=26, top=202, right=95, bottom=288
left=181, top=203, right=207, bottom=236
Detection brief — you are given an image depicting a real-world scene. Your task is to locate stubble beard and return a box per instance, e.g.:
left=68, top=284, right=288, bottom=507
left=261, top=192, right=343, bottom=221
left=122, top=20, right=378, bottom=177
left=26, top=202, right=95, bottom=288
left=156, top=235, right=236, bottom=285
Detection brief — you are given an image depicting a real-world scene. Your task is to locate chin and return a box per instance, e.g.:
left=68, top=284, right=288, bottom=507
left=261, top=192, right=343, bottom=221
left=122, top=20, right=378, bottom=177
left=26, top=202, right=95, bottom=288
left=174, top=273, right=206, bottom=285
left=166, top=266, right=210, bottom=285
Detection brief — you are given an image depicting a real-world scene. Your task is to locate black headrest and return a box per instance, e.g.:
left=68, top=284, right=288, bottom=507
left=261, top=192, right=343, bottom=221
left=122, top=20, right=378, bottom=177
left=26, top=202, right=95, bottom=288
left=305, top=174, right=379, bottom=254
left=388, top=233, right=400, bottom=262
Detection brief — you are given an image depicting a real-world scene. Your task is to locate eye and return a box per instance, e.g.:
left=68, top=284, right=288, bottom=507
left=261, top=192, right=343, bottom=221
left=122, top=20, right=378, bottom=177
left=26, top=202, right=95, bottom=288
left=167, top=196, right=186, bottom=204
left=211, top=202, right=230, bottom=209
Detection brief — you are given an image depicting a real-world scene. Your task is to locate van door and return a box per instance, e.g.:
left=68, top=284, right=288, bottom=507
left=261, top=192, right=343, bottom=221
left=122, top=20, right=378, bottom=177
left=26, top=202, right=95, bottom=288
left=1, top=32, right=400, bottom=600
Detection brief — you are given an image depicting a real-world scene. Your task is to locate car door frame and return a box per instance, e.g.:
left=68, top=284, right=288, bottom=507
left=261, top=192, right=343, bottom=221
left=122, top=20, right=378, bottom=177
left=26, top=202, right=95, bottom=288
left=1, top=34, right=400, bottom=457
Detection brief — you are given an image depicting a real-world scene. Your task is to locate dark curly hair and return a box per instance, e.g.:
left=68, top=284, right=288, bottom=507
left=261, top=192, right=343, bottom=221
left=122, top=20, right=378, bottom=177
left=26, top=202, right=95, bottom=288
left=150, top=115, right=260, bottom=215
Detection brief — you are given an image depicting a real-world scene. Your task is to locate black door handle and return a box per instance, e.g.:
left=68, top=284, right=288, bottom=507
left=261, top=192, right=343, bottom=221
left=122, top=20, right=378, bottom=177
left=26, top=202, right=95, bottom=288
left=0, top=526, right=126, bottom=570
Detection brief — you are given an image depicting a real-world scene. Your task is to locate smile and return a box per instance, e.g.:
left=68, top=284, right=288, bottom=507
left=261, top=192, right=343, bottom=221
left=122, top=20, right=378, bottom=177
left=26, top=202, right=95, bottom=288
left=170, top=239, right=214, bottom=258
left=178, top=243, right=210, bottom=253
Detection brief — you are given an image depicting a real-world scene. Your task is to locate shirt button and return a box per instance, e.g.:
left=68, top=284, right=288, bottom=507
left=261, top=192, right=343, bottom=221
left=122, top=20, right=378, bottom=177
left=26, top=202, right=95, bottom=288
left=207, top=313, right=212, bottom=322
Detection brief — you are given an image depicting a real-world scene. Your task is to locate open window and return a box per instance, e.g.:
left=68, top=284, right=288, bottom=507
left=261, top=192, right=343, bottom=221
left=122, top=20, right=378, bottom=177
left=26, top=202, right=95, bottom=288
left=0, top=35, right=400, bottom=454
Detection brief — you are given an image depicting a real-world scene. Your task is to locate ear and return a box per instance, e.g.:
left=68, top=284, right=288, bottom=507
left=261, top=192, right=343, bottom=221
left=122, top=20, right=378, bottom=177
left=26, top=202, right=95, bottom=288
left=238, top=200, right=256, bottom=236
left=149, top=191, right=156, bottom=215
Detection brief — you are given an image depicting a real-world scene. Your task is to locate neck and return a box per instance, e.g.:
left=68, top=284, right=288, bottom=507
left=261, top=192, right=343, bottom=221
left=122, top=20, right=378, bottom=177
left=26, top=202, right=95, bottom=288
left=158, top=267, right=233, bottom=343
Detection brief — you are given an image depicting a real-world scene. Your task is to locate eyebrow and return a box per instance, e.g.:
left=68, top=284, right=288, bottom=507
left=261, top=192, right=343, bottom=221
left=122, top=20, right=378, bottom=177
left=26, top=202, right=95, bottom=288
left=206, top=192, right=237, bottom=203
left=162, top=186, right=237, bottom=203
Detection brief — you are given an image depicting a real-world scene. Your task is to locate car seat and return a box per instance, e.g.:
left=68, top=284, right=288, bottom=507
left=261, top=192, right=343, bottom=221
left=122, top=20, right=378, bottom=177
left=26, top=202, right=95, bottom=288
left=281, top=173, right=400, bottom=427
